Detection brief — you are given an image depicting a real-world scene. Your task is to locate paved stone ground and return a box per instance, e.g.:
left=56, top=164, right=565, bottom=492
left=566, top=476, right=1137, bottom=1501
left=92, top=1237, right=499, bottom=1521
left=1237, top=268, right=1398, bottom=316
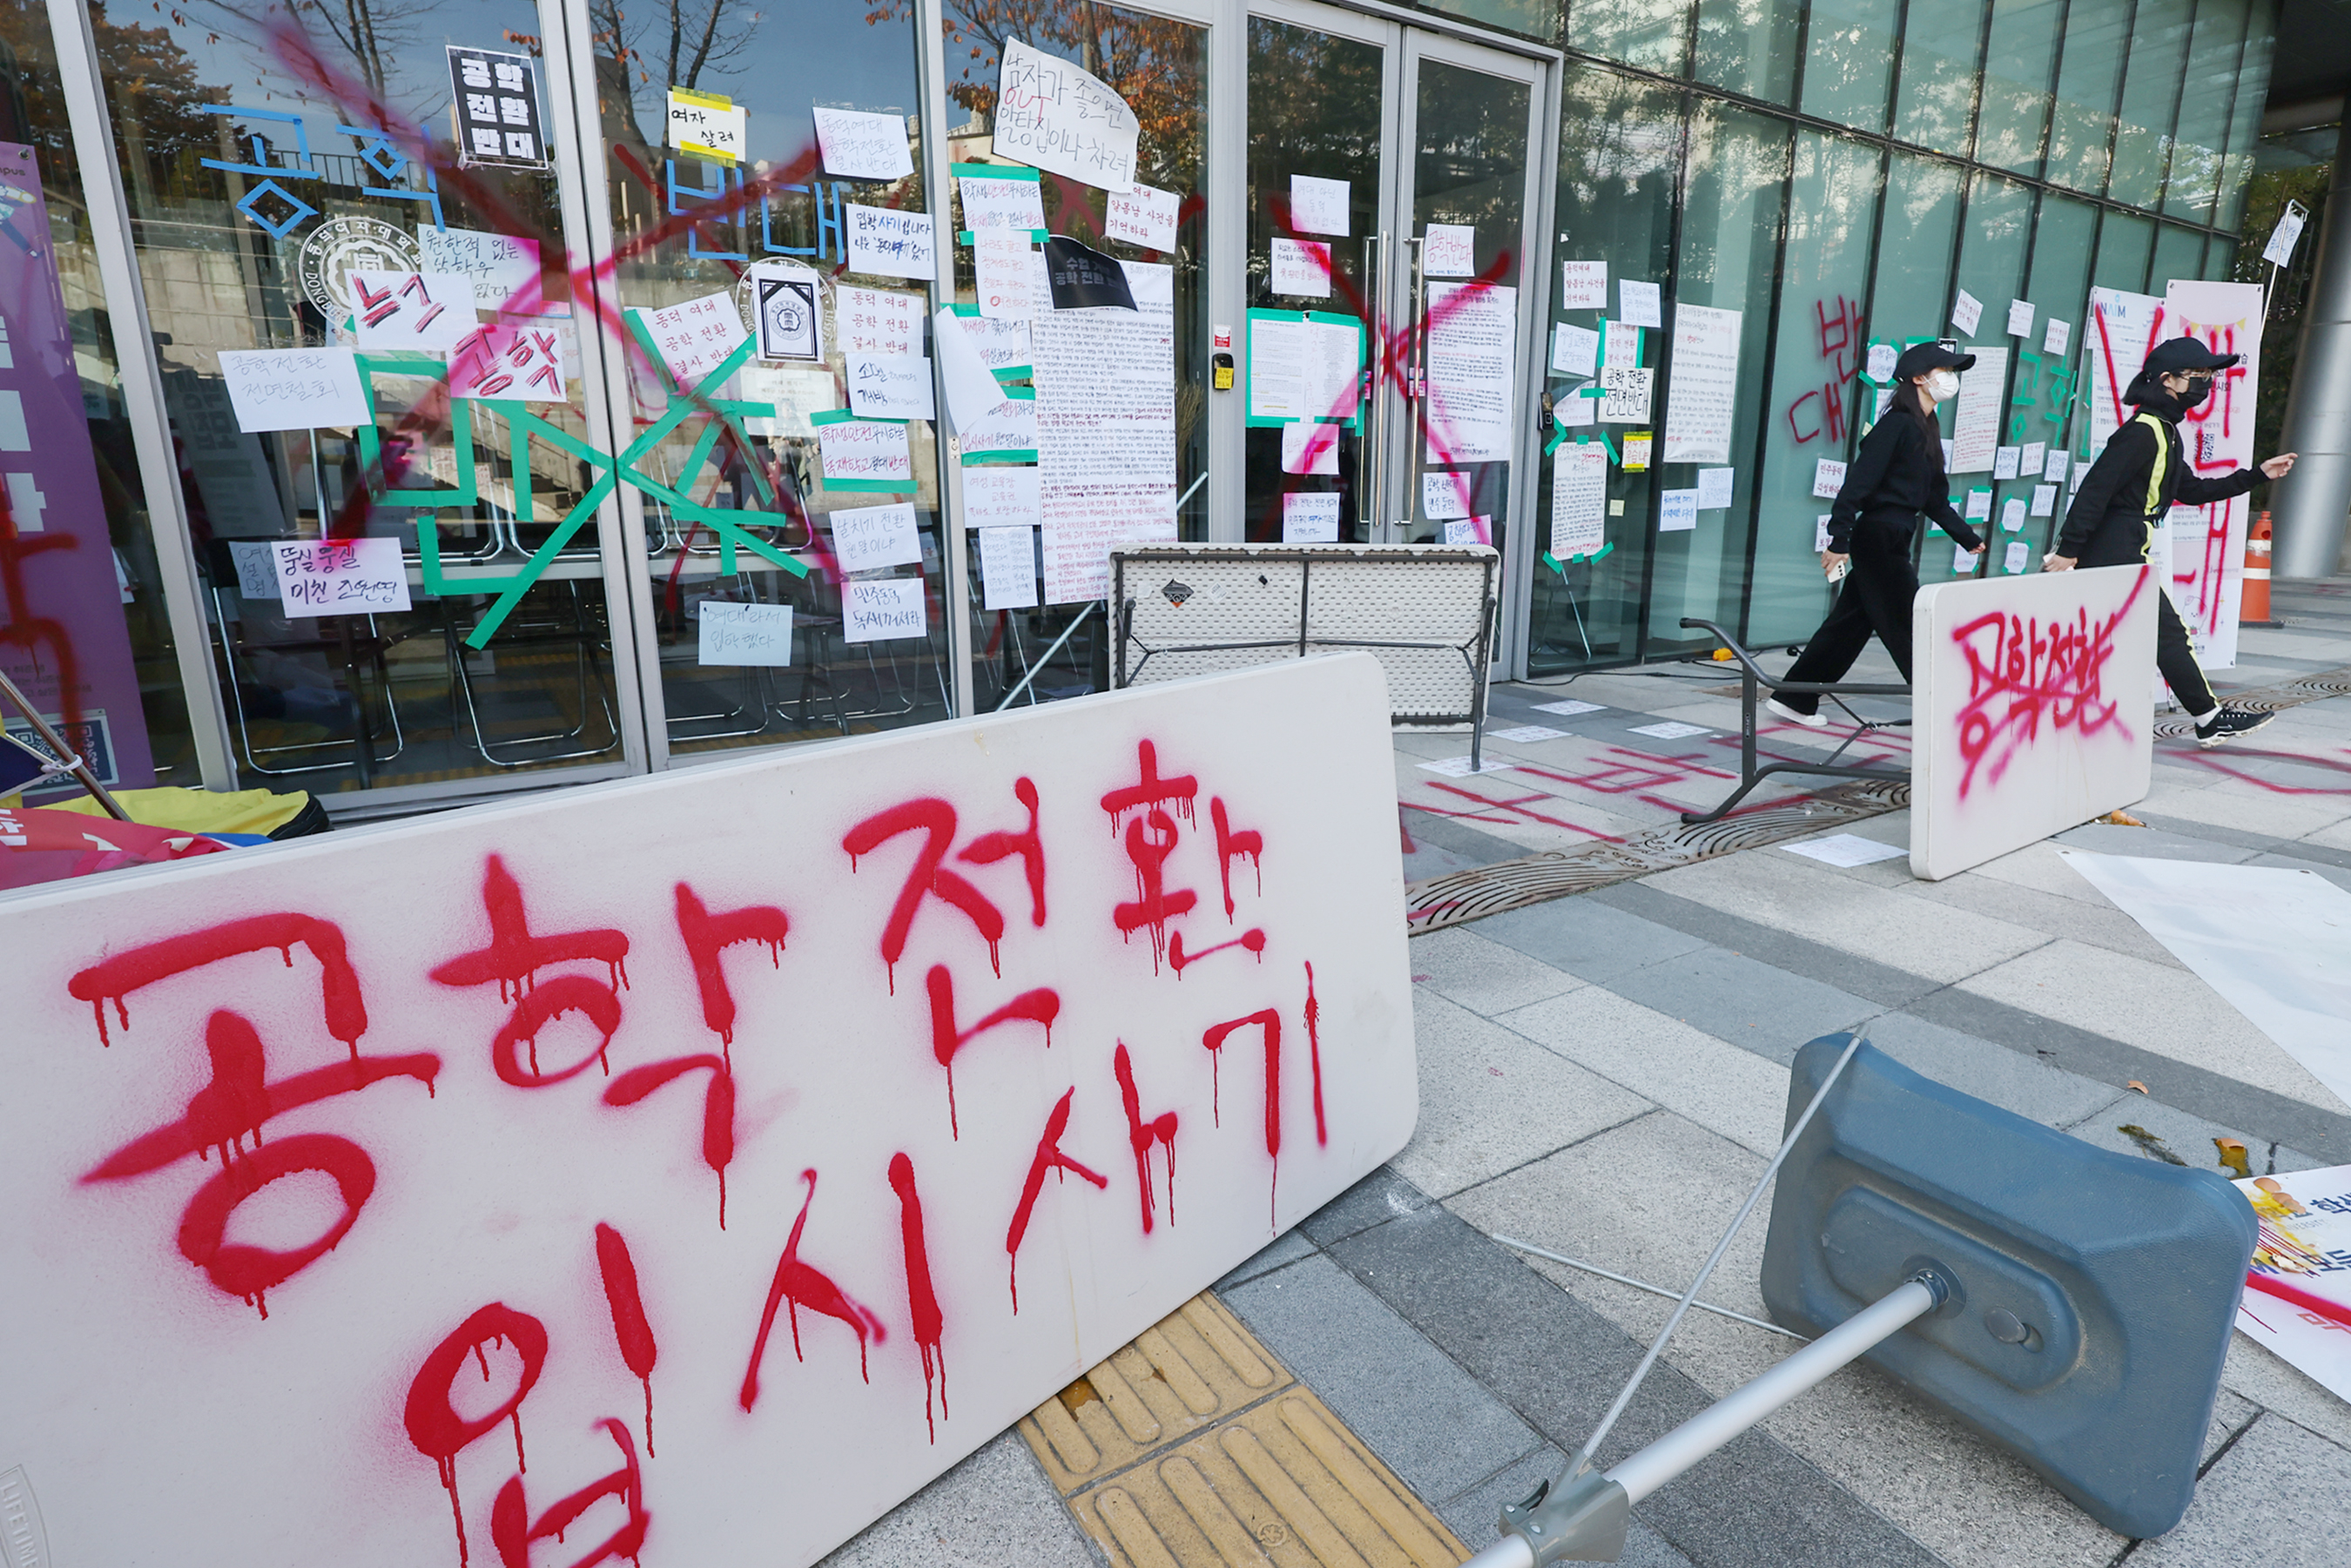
left=823, top=581, right=2351, bottom=1567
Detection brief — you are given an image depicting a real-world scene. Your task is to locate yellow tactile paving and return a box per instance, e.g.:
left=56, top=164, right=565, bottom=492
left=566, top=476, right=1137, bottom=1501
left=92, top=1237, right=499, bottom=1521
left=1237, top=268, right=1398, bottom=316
left=1019, top=1293, right=1469, bottom=1568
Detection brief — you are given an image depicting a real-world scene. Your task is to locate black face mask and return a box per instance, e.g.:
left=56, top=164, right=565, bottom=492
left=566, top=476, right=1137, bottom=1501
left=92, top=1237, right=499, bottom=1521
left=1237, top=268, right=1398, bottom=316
left=2178, top=376, right=2214, bottom=409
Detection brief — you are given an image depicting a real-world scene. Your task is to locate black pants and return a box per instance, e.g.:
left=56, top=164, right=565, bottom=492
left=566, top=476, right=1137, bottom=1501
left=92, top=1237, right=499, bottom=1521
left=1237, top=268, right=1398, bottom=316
left=2154, top=586, right=2217, bottom=715
left=1778, top=533, right=1918, bottom=716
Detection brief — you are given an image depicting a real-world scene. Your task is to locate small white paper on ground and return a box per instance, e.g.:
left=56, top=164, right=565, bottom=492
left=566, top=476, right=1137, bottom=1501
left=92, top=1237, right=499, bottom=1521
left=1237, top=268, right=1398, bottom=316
left=1630, top=721, right=1708, bottom=739
left=1695, top=468, right=1735, bottom=509
left=1105, top=181, right=1180, bottom=251
left=1281, top=492, right=1341, bottom=542
left=1533, top=698, right=1605, bottom=717
left=1270, top=238, right=1332, bottom=297
left=219, top=347, right=368, bottom=432
left=1950, top=288, right=1983, bottom=335
left=1618, top=279, right=1663, bottom=328
left=843, top=577, right=927, bottom=643
left=1418, top=756, right=1516, bottom=777
left=1280, top=420, right=1341, bottom=475
left=845, top=352, right=934, bottom=420
left=978, top=525, right=1038, bottom=609
left=1488, top=725, right=1566, bottom=744
left=272, top=536, right=412, bottom=617
left=1553, top=322, right=1600, bottom=377
left=1783, top=833, right=1908, bottom=868
left=1659, top=488, right=1698, bottom=532
left=2005, top=299, right=2036, bottom=337
left=1289, top=175, right=1350, bottom=236
left=1424, top=225, right=1475, bottom=277
left=1559, top=260, right=1607, bottom=311
left=697, top=600, right=794, bottom=666
left=1813, top=458, right=1847, bottom=499
left=812, top=106, right=913, bottom=180
left=829, top=501, right=922, bottom=574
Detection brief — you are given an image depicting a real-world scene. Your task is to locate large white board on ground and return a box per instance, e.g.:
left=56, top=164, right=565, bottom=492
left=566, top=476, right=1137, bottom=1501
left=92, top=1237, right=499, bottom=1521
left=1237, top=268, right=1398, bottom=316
left=1036, top=259, right=1176, bottom=602
left=1910, top=563, right=2156, bottom=880
left=2162, top=278, right=2264, bottom=670
left=0, top=656, right=1418, bottom=1568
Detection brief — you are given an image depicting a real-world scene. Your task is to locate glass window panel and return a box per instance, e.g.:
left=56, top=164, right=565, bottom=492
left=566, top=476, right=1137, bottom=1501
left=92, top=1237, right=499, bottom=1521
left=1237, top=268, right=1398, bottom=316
left=2164, top=0, right=2250, bottom=221
left=1569, top=0, right=1692, bottom=78
left=1800, top=0, right=1900, bottom=131
left=1977, top=0, right=2065, bottom=176
left=1646, top=103, right=1787, bottom=656
left=2006, top=193, right=2097, bottom=560
left=1747, top=133, right=1882, bottom=648
left=2217, top=8, right=2278, bottom=231
left=1892, top=7, right=1984, bottom=155
left=99, top=0, right=619, bottom=797
left=2093, top=210, right=2156, bottom=293
left=1694, top=0, right=1800, bottom=105
left=1860, top=154, right=1964, bottom=479
left=2152, top=222, right=2206, bottom=290
left=2048, top=2, right=2132, bottom=195
left=940, top=2, right=1208, bottom=712
left=1529, top=65, right=1681, bottom=676
left=1939, top=172, right=2031, bottom=575
left=0, top=6, right=195, bottom=797
left=1414, top=0, right=1558, bottom=39
left=2110, top=0, right=2197, bottom=211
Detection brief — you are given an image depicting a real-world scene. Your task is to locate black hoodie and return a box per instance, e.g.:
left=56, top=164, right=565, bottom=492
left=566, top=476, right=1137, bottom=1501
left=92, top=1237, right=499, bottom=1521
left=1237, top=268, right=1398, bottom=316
left=2057, top=388, right=2261, bottom=567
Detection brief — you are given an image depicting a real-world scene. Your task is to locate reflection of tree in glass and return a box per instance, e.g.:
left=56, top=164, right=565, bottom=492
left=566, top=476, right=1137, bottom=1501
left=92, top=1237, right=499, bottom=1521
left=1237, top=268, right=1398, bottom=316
left=588, top=0, right=765, bottom=151
left=0, top=5, right=231, bottom=185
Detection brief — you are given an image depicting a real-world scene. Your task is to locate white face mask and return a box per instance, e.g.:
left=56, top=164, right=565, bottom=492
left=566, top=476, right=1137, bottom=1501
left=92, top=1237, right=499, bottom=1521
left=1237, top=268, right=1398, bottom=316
left=1925, top=369, right=1963, bottom=401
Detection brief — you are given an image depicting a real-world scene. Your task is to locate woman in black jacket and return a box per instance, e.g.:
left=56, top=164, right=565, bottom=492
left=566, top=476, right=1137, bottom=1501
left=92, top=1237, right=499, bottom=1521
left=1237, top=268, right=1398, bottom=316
left=2048, top=336, right=2295, bottom=746
left=1769, top=341, right=1984, bottom=726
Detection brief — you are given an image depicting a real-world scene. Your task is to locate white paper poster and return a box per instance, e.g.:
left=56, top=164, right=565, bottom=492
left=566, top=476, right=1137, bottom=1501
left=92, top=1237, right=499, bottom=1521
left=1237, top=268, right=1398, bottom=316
left=978, top=524, right=1039, bottom=609
left=1037, top=260, right=1176, bottom=603
left=1559, top=392, right=1595, bottom=428
left=2000, top=497, right=2028, bottom=533
left=414, top=228, right=541, bottom=312
left=845, top=353, right=935, bottom=421
left=740, top=364, right=837, bottom=439
left=348, top=270, right=477, bottom=350
left=836, top=286, right=926, bottom=357
left=932, top=309, right=1008, bottom=432
left=1552, top=323, right=1599, bottom=378
left=667, top=87, right=744, bottom=160
left=1550, top=441, right=1607, bottom=557
left=2263, top=205, right=2308, bottom=268
left=1815, top=515, right=1833, bottom=552
left=1993, top=445, right=2021, bottom=480
left=1280, top=421, right=1340, bottom=476
left=813, top=106, right=913, bottom=181
left=2044, top=449, right=2069, bottom=485
left=958, top=391, right=1036, bottom=463
left=1424, top=471, right=1472, bottom=521
left=1618, top=279, right=1662, bottom=328
left=2005, top=299, right=2036, bottom=338
left=1106, top=182, right=1181, bottom=252
left=1281, top=493, right=1341, bottom=542
left=1949, top=346, right=2008, bottom=473
left=959, top=171, right=1047, bottom=231
left=1248, top=316, right=1307, bottom=421
left=2004, top=540, right=2031, bottom=574
left=815, top=415, right=913, bottom=488
left=2166, top=278, right=2265, bottom=669
left=2043, top=318, right=2071, bottom=357
left=961, top=468, right=1038, bottom=535
left=448, top=322, right=569, bottom=402
left=1598, top=367, right=1653, bottom=425
left=843, top=576, right=927, bottom=642
left=1964, top=488, right=1993, bottom=521
left=1950, top=288, right=1983, bottom=335
left=225, top=540, right=280, bottom=599
left=1951, top=542, right=1977, bottom=574
left=1661, top=303, right=1741, bottom=464
left=637, top=291, right=747, bottom=390
left=973, top=228, right=1038, bottom=320
left=1442, top=517, right=1491, bottom=546
left=845, top=204, right=936, bottom=280
left=1695, top=468, right=1734, bottom=509
left=2087, top=286, right=2166, bottom=458
left=697, top=600, right=794, bottom=666
left=1659, top=488, right=1698, bottom=532
left=1424, top=225, right=1475, bottom=278
left=1559, top=260, right=1607, bottom=311
left=1290, top=176, right=1350, bottom=236
left=1865, top=341, right=1898, bottom=383
left=218, top=347, right=368, bottom=433
left=829, top=501, right=923, bottom=574
left=993, top=37, right=1139, bottom=193
left=1602, top=321, right=1641, bottom=369
left=2021, top=440, right=2046, bottom=474
left=1271, top=239, right=1332, bottom=298
left=2031, top=483, right=2058, bottom=517
left=1813, top=458, right=1847, bottom=500
left=271, top=536, right=412, bottom=617
left=1424, top=282, right=1515, bottom=464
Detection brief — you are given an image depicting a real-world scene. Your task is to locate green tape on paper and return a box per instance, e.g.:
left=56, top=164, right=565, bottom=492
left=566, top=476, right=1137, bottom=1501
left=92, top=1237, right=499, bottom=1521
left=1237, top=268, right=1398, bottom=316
left=952, top=162, right=1039, bottom=181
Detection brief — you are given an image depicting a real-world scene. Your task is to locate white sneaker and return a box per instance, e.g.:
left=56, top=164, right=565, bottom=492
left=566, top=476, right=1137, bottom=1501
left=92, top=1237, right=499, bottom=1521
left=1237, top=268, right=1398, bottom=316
left=1766, top=697, right=1828, bottom=729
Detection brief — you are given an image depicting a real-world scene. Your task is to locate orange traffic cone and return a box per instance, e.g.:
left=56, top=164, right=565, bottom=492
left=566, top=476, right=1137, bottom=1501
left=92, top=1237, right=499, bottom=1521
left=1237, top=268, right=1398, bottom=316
left=2243, top=511, right=2274, bottom=626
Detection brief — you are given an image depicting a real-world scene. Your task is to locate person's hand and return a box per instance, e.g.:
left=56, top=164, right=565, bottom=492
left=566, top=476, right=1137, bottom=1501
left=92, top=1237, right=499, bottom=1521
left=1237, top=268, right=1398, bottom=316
left=2261, top=453, right=2298, bottom=480
left=2044, top=554, right=2077, bottom=572
left=1821, top=550, right=1848, bottom=580
left=1972, top=544, right=1987, bottom=556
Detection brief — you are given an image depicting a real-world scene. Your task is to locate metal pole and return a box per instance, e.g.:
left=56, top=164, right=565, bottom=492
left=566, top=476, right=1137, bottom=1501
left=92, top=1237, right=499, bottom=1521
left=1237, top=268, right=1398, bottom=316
left=0, top=666, right=131, bottom=820
left=2271, top=118, right=2351, bottom=579
left=992, top=601, right=1092, bottom=711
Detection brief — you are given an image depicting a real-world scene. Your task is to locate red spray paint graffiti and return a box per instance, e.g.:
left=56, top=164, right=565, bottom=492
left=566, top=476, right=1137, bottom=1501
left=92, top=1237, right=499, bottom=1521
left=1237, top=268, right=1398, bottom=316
left=603, top=1055, right=736, bottom=1228
left=843, top=799, right=1008, bottom=988
left=925, top=964, right=1060, bottom=1137
left=1114, top=1043, right=1179, bottom=1235
left=1006, top=1088, right=1108, bottom=1312
left=888, top=1153, right=949, bottom=1441
left=742, top=1169, right=886, bottom=1410
left=1202, top=1009, right=1285, bottom=1224
left=595, top=1223, right=659, bottom=1457
left=405, top=1303, right=550, bottom=1568
left=672, top=883, right=789, bottom=1062
left=1949, top=568, right=2146, bottom=798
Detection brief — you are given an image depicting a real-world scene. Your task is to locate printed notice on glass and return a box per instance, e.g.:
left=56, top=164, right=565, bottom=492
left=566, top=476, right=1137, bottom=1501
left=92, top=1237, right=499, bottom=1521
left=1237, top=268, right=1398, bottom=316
left=1248, top=315, right=1308, bottom=421
left=1550, top=441, right=1607, bottom=557
left=1290, top=176, right=1350, bottom=237
left=1106, top=181, right=1180, bottom=252
left=951, top=310, right=1031, bottom=376
left=752, top=264, right=823, bottom=361
left=2044, top=450, right=2069, bottom=484
left=739, top=364, right=836, bottom=439
left=448, top=47, right=549, bottom=168
left=1281, top=493, right=1341, bottom=542
left=964, top=466, right=1041, bottom=530
left=1443, top=518, right=1491, bottom=546
left=697, top=601, right=794, bottom=666
left=843, top=577, right=927, bottom=643
left=829, top=501, right=922, bottom=574
left=219, top=347, right=368, bottom=433
left=812, top=106, right=913, bottom=181
left=813, top=413, right=913, bottom=489
left=272, top=536, right=411, bottom=617
left=1964, top=488, right=1993, bottom=521
left=979, top=525, right=1038, bottom=609
left=1618, top=279, right=1662, bottom=329
left=1813, top=457, right=1847, bottom=499
left=845, top=352, right=934, bottom=421
left=1309, top=316, right=1360, bottom=424
left=1553, top=322, right=1599, bottom=378
left=1271, top=239, right=1331, bottom=298
left=958, top=167, right=1046, bottom=230
left=1424, top=281, right=1515, bottom=463
left=1949, top=345, right=2008, bottom=472
left=1559, top=260, right=1607, bottom=311
left=1599, top=367, right=1652, bottom=425
left=993, top=37, right=1139, bottom=193
left=1424, top=225, right=1475, bottom=278
left=1036, top=259, right=1176, bottom=603
left=2021, top=441, right=2046, bottom=474
left=1661, top=303, right=1741, bottom=464
left=845, top=204, right=936, bottom=280
left=1659, top=488, right=1699, bottom=533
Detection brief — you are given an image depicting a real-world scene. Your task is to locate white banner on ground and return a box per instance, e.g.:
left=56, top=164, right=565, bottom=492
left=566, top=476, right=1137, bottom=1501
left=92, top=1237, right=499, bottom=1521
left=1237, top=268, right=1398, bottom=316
left=1910, top=564, right=2156, bottom=880
left=2226, top=1163, right=2351, bottom=1404
left=0, top=657, right=1416, bottom=1567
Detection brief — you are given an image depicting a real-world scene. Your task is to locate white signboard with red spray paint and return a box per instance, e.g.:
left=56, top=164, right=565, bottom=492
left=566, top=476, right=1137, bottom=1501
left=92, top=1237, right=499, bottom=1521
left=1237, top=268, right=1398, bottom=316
left=1910, top=565, right=2157, bottom=881
left=0, top=656, right=1418, bottom=1566
left=2162, top=279, right=2262, bottom=670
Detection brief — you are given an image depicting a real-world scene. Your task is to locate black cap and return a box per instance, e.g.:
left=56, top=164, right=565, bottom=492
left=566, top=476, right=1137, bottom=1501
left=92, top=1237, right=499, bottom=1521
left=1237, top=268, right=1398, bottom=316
left=1893, top=340, right=1976, bottom=380
left=2139, top=335, right=2240, bottom=376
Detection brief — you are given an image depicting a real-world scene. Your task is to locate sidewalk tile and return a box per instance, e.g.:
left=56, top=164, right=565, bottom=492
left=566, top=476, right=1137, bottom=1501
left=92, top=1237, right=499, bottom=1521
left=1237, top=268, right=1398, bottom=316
left=1302, top=1167, right=1433, bottom=1247
left=1600, top=946, right=1876, bottom=1065
left=1472, top=897, right=1712, bottom=983
left=1497, top=987, right=1791, bottom=1155
left=1862, top=1011, right=2123, bottom=1127
left=2064, top=1092, right=2323, bottom=1178
left=817, top=1430, right=1100, bottom=1567
left=1216, top=1228, right=1317, bottom=1290
left=1410, top=925, right=1589, bottom=1016
left=2130, top=1415, right=2351, bottom=1567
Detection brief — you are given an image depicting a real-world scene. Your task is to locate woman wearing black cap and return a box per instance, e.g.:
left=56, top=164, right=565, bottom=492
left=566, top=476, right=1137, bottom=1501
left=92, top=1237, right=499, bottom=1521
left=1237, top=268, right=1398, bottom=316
left=2049, top=336, right=2296, bottom=747
left=1768, top=341, right=1984, bottom=726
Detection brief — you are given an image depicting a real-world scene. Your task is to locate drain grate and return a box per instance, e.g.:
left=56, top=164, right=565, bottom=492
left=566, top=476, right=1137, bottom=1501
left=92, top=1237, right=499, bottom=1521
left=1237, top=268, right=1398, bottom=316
left=2151, top=660, right=2351, bottom=738
left=1405, top=778, right=1908, bottom=932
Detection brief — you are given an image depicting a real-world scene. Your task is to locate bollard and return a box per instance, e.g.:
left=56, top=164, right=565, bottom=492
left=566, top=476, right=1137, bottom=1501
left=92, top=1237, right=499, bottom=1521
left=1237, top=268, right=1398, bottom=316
left=2243, top=511, right=2274, bottom=625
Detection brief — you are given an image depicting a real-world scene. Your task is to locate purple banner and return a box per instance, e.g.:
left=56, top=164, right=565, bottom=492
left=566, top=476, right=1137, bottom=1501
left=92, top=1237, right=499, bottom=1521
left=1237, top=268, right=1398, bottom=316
left=0, top=139, right=154, bottom=794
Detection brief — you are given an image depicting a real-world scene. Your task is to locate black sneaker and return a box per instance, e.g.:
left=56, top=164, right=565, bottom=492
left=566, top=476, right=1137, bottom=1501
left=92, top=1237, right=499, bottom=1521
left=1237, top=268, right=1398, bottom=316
left=2194, top=708, right=2274, bottom=748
